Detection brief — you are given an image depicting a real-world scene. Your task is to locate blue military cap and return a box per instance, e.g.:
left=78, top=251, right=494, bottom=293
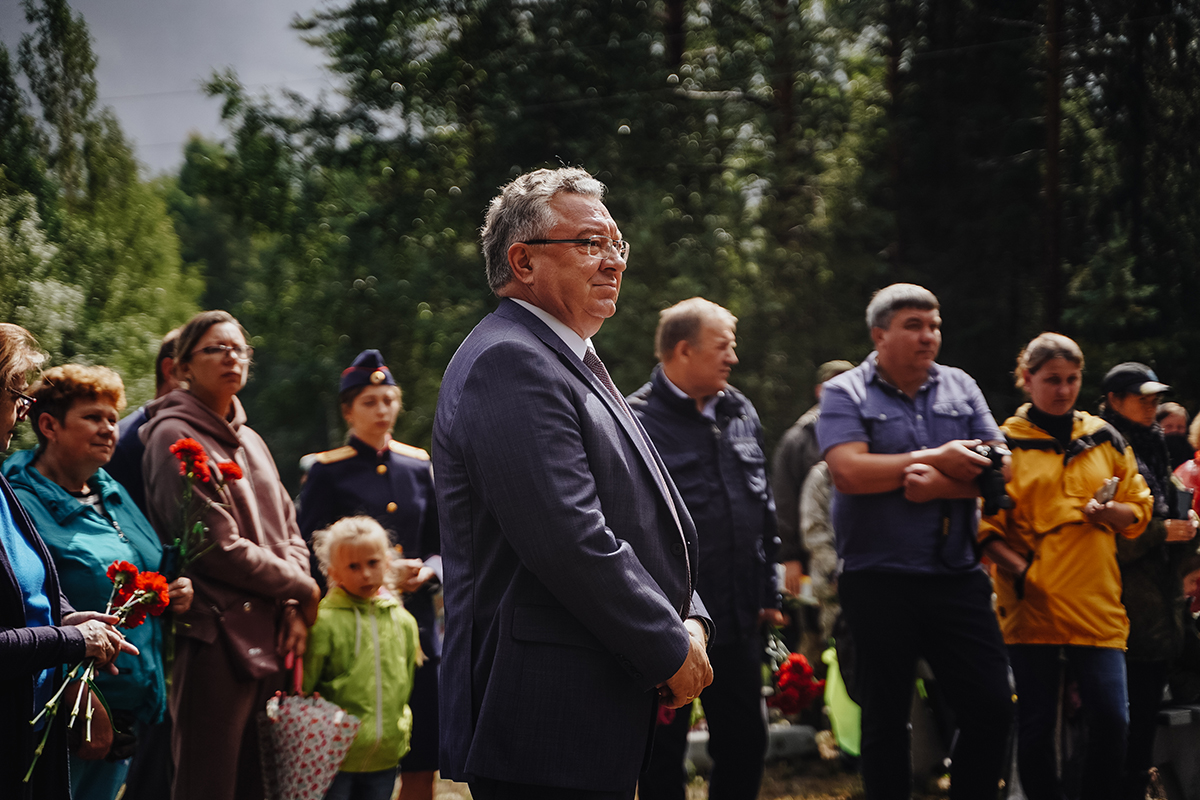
left=339, top=349, right=397, bottom=393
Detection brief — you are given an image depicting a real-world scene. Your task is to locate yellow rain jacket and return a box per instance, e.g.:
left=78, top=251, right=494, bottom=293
left=979, top=406, right=1153, bottom=649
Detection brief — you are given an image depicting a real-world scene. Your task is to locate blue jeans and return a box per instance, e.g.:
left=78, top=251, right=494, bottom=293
left=1008, top=644, right=1128, bottom=800
left=324, top=767, right=398, bottom=800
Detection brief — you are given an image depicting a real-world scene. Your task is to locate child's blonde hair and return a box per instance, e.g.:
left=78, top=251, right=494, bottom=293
left=312, top=516, right=392, bottom=578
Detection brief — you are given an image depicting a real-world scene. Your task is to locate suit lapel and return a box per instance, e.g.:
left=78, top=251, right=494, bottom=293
left=496, top=301, right=685, bottom=536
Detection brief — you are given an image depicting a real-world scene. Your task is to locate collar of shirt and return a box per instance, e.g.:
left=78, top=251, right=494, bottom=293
left=660, top=371, right=721, bottom=420
left=862, top=350, right=941, bottom=398
left=511, top=298, right=592, bottom=361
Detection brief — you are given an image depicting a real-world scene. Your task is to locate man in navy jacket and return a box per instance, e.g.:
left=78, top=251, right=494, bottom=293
left=434, top=167, right=712, bottom=799
left=628, top=298, right=781, bottom=800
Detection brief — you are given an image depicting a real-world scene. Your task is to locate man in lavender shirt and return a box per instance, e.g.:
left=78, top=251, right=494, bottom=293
left=817, top=284, right=1013, bottom=800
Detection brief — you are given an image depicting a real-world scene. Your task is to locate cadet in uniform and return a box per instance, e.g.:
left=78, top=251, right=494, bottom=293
left=298, top=349, right=441, bottom=800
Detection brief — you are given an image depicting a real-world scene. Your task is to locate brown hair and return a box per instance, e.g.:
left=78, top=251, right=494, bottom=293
left=1014, top=332, right=1084, bottom=393
left=175, top=311, right=248, bottom=368
left=28, top=364, right=127, bottom=447
left=0, top=323, right=45, bottom=392
left=338, top=383, right=403, bottom=414
left=155, top=327, right=182, bottom=393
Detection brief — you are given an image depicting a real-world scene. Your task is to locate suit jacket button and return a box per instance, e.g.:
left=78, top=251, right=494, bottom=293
left=377, top=464, right=388, bottom=474
left=671, top=542, right=684, bottom=556
left=387, top=502, right=398, bottom=513
left=243, top=601, right=252, bottom=612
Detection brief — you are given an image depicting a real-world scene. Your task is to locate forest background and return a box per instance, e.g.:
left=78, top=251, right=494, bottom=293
left=2, top=0, right=1198, bottom=489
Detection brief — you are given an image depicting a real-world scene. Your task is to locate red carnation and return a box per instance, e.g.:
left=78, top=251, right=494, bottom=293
left=106, top=560, right=139, bottom=607
left=766, top=652, right=825, bottom=716
left=170, top=438, right=211, bottom=483
left=217, top=461, right=243, bottom=482
left=134, top=571, right=171, bottom=616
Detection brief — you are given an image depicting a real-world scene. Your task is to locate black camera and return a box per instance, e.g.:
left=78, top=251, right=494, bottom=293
left=973, top=444, right=1014, bottom=516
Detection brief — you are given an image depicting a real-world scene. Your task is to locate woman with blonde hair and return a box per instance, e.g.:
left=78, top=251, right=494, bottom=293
left=979, top=332, right=1153, bottom=800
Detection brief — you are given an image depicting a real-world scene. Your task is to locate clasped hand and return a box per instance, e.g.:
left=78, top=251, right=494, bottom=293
left=658, top=619, right=713, bottom=709
left=64, top=611, right=139, bottom=675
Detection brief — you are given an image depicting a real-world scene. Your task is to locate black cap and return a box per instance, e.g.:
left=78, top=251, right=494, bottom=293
left=339, top=349, right=396, bottom=393
left=1101, top=362, right=1169, bottom=397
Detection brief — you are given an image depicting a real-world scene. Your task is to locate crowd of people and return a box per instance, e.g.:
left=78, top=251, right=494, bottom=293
left=3, top=165, right=1200, bottom=800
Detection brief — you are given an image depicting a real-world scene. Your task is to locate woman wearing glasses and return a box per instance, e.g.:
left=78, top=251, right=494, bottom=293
left=140, top=311, right=320, bottom=800
left=0, top=324, right=133, bottom=800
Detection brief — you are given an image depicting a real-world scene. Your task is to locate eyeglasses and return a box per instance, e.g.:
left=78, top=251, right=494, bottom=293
left=193, top=344, right=254, bottom=361
left=522, top=236, right=630, bottom=261
left=7, top=387, right=34, bottom=421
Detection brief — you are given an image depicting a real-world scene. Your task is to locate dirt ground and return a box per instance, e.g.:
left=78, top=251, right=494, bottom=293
left=432, top=758, right=951, bottom=800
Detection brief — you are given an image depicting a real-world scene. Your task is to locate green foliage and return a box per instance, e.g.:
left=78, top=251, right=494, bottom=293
left=0, top=0, right=199, bottom=430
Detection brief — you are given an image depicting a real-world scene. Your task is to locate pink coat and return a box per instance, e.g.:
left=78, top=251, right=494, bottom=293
left=140, top=390, right=316, bottom=672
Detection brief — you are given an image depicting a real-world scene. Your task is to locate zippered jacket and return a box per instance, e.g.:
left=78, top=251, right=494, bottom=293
left=2, top=450, right=166, bottom=724
left=978, top=406, right=1153, bottom=648
left=303, top=585, right=421, bottom=772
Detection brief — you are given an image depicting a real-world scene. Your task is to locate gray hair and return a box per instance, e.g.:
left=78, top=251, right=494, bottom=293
left=865, top=283, right=940, bottom=331
left=480, top=167, right=606, bottom=292
left=655, top=297, right=737, bottom=361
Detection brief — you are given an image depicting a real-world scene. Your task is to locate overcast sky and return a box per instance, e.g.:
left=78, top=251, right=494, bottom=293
left=0, top=0, right=340, bottom=174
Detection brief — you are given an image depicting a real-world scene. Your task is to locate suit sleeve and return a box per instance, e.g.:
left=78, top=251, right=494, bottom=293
left=445, top=342, right=692, bottom=690
left=297, top=464, right=336, bottom=542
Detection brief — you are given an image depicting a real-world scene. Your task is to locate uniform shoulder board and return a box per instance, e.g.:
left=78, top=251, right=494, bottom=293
left=310, top=445, right=357, bottom=465
left=389, top=440, right=430, bottom=461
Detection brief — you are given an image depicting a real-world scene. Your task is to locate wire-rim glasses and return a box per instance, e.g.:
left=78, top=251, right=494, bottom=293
left=522, top=236, right=630, bottom=261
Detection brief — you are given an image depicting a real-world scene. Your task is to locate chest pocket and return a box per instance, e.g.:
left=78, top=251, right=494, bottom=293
left=861, top=404, right=913, bottom=455
left=731, top=439, right=768, bottom=498
left=931, top=401, right=975, bottom=441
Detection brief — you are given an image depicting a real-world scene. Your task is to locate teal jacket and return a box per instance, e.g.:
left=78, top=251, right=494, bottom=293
left=303, top=585, right=421, bottom=772
left=2, top=449, right=167, bottom=725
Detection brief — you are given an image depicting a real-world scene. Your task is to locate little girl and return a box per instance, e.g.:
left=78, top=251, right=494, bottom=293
left=306, top=516, right=422, bottom=800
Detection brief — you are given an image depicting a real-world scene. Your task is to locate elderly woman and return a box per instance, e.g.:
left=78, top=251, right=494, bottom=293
left=140, top=310, right=319, bottom=800
left=0, top=324, right=132, bottom=800
left=1097, top=364, right=1199, bottom=800
left=979, top=334, right=1153, bottom=800
left=2, top=364, right=194, bottom=800
left=298, top=349, right=440, bottom=800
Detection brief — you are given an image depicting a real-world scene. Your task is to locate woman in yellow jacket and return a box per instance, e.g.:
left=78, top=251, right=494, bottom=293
left=979, top=333, right=1153, bottom=800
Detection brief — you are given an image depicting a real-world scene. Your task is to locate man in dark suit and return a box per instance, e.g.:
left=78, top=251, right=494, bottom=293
left=434, top=167, right=713, bottom=800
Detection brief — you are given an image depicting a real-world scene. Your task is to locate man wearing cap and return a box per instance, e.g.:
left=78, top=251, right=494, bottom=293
left=298, top=349, right=442, bottom=800
left=771, top=359, right=855, bottom=598
left=627, top=297, right=781, bottom=800
left=433, top=167, right=712, bottom=799
left=817, top=283, right=1013, bottom=799
left=1099, top=362, right=1200, bottom=800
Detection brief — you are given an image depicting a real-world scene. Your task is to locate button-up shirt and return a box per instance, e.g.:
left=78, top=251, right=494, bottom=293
left=817, top=352, right=1001, bottom=575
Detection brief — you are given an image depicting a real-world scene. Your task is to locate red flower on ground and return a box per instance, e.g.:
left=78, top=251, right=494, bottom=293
left=217, top=461, right=243, bottom=482
left=767, top=653, right=825, bottom=716
left=169, top=438, right=211, bottom=483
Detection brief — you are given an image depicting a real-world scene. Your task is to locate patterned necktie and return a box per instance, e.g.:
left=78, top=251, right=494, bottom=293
left=582, top=349, right=686, bottom=556
left=583, top=348, right=632, bottom=416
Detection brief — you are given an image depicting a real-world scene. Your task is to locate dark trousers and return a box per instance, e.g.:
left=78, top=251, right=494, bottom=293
left=468, top=777, right=633, bottom=800
left=1008, top=644, right=1128, bottom=800
left=839, top=570, right=1013, bottom=800
left=1122, top=658, right=1168, bottom=800
left=639, top=637, right=768, bottom=800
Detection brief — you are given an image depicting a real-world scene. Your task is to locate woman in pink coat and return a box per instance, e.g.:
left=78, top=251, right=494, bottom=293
left=141, top=310, right=319, bottom=800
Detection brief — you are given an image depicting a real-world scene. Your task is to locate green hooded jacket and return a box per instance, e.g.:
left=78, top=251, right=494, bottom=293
left=303, top=585, right=421, bottom=772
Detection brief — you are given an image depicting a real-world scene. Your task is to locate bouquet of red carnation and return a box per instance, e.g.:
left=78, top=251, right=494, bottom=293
left=160, top=438, right=242, bottom=579
left=25, top=561, right=172, bottom=782
left=766, top=652, right=825, bottom=717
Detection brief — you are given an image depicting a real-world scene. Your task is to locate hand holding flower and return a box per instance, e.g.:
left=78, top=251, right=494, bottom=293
left=168, top=577, right=194, bottom=614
